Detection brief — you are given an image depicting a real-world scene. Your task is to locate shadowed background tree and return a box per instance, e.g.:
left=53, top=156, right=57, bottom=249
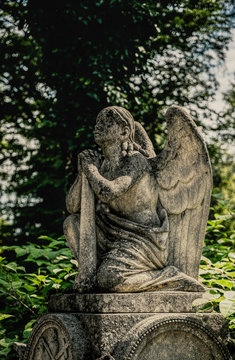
left=0, top=0, right=234, bottom=244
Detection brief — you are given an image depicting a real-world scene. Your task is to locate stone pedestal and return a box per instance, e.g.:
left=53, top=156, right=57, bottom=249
left=18, top=291, right=231, bottom=360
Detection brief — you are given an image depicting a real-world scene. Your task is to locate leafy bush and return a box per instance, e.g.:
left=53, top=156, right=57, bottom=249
left=0, top=236, right=77, bottom=358
left=196, top=196, right=235, bottom=349
left=0, top=197, right=234, bottom=358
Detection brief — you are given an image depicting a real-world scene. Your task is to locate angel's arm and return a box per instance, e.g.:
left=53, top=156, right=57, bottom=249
left=65, top=174, right=82, bottom=214
left=81, top=152, right=149, bottom=203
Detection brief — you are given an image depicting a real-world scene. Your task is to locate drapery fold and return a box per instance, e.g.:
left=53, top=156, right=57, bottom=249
left=95, top=208, right=204, bottom=292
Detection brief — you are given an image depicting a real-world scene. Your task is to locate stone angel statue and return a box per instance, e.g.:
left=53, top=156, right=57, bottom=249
left=64, top=106, right=212, bottom=293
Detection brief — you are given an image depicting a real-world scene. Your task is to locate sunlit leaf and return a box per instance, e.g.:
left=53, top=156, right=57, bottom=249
left=0, top=314, right=14, bottom=321
left=224, top=291, right=235, bottom=301
left=219, top=299, right=235, bottom=317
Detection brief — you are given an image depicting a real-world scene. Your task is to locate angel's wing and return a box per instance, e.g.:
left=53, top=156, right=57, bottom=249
left=154, top=105, right=212, bottom=279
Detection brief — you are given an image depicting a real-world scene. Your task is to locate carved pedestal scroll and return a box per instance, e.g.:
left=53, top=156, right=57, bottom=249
left=23, top=314, right=89, bottom=360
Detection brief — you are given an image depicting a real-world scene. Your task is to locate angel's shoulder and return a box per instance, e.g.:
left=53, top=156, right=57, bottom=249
left=121, top=151, right=150, bottom=174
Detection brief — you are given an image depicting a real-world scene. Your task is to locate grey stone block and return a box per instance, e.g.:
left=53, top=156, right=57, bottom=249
left=49, top=291, right=203, bottom=313
left=22, top=309, right=231, bottom=359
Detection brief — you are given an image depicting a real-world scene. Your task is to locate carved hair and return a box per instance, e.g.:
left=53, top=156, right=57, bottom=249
left=96, top=106, right=153, bottom=158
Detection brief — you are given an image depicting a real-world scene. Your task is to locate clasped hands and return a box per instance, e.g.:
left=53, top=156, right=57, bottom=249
left=78, top=149, right=102, bottom=175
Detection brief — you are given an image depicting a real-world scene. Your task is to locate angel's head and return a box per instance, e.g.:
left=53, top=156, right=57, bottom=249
left=94, top=106, right=135, bottom=156
left=95, top=106, right=154, bottom=158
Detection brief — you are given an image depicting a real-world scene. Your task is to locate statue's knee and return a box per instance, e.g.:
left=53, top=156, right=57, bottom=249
left=97, top=263, right=121, bottom=291
left=96, top=266, right=108, bottom=290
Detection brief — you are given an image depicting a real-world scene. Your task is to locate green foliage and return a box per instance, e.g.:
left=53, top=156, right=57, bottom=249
left=0, top=236, right=76, bottom=358
left=194, top=198, right=235, bottom=348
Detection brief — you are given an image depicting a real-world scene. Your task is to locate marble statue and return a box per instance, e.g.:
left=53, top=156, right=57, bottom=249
left=63, top=105, right=212, bottom=293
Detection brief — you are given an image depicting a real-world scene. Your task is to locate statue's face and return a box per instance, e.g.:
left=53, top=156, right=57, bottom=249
left=94, top=115, right=126, bottom=146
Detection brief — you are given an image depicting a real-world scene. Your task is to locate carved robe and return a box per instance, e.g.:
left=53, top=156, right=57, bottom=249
left=95, top=206, right=203, bottom=292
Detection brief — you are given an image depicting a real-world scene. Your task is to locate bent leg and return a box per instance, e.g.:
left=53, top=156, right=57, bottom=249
left=63, top=214, right=80, bottom=261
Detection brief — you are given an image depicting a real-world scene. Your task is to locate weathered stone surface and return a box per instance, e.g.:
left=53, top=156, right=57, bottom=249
left=47, top=292, right=231, bottom=359
left=49, top=291, right=203, bottom=313
left=23, top=313, right=90, bottom=360
left=76, top=173, right=97, bottom=292
left=46, top=292, right=231, bottom=359
left=21, top=310, right=230, bottom=360
left=13, top=342, right=26, bottom=360
left=64, top=105, right=212, bottom=293
left=113, top=314, right=231, bottom=360
left=79, top=313, right=230, bottom=359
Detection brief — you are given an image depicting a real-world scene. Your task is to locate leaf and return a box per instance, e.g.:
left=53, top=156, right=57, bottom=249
left=22, top=284, right=35, bottom=292
left=192, top=297, right=208, bottom=306
left=23, top=319, right=37, bottom=339
left=15, top=247, right=29, bottom=257
left=0, top=347, right=11, bottom=356
left=23, top=328, right=33, bottom=339
left=24, top=319, right=37, bottom=330
left=0, top=278, right=10, bottom=288
left=35, top=274, right=48, bottom=282
left=200, top=256, right=212, bottom=265
left=228, top=252, right=235, bottom=260
left=2, top=246, right=17, bottom=251
left=38, top=235, right=56, bottom=241
left=70, top=259, right=78, bottom=267
left=226, top=271, right=235, bottom=277
left=4, top=262, right=18, bottom=272
left=17, top=266, right=26, bottom=272
left=30, top=294, right=44, bottom=299
left=56, top=255, right=70, bottom=261
left=25, top=276, right=40, bottom=285
left=48, top=240, right=64, bottom=248
left=26, top=247, right=46, bottom=259
left=219, top=299, right=235, bottom=317
left=0, top=314, right=14, bottom=321
left=215, top=214, right=233, bottom=221
left=11, top=281, right=23, bottom=289
left=192, top=290, right=221, bottom=306
left=224, top=291, right=235, bottom=301
left=52, top=268, right=65, bottom=274
left=211, top=279, right=234, bottom=289
left=49, top=277, right=62, bottom=284
left=64, top=271, right=77, bottom=279
left=52, top=283, right=61, bottom=289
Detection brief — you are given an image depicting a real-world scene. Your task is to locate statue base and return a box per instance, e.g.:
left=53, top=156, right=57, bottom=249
left=16, top=292, right=231, bottom=359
